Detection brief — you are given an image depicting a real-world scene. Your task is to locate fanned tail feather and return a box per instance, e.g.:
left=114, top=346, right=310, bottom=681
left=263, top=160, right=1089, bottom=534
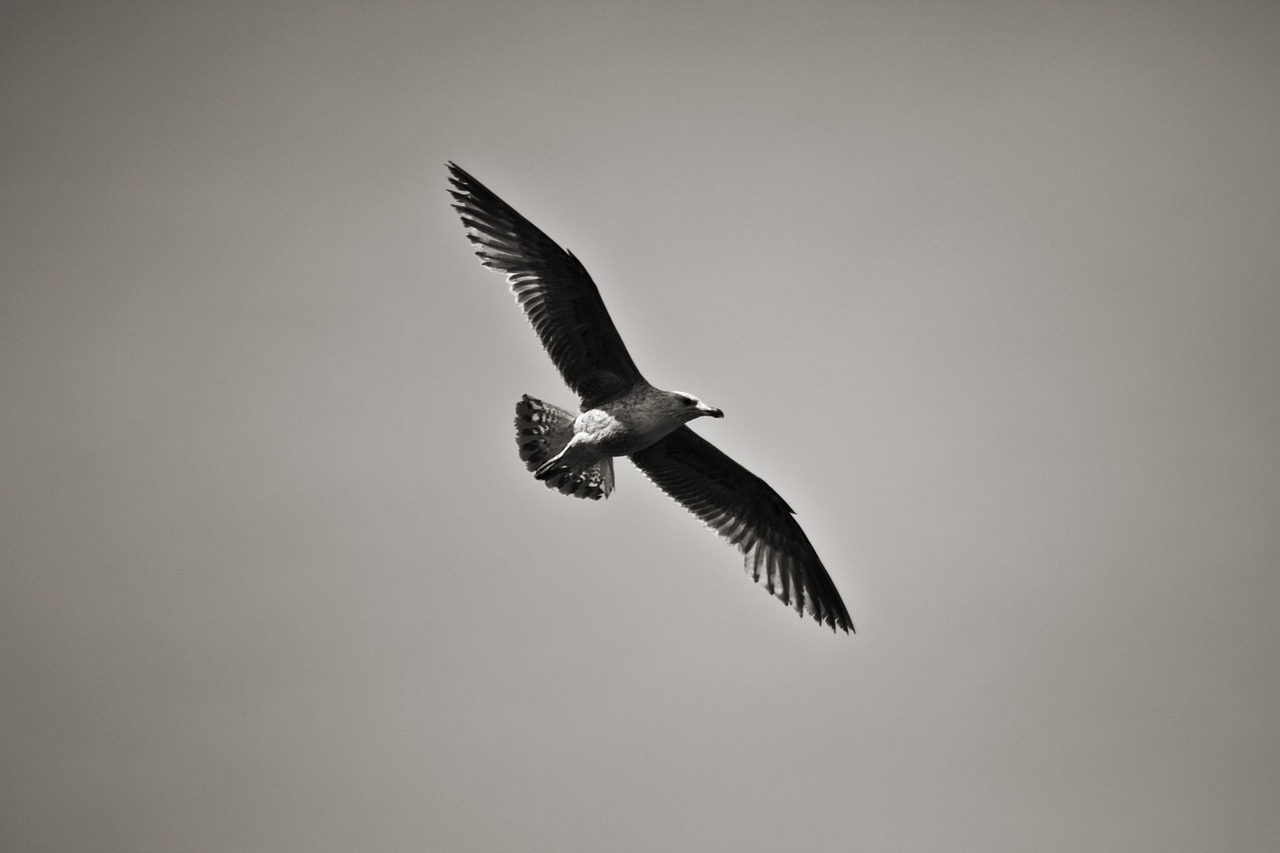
left=514, top=395, right=614, bottom=500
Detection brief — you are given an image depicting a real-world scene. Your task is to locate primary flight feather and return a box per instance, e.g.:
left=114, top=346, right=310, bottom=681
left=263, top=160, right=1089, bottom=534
left=448, top=162, right=853, bottom=633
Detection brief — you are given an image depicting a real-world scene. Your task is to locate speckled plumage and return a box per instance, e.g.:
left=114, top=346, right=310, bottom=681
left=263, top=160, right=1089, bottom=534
left=450, top=162, right=854, bottom=633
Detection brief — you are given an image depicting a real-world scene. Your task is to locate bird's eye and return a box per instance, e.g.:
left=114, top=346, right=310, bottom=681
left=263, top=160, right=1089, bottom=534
left=680, top=396, right=694, bottom=406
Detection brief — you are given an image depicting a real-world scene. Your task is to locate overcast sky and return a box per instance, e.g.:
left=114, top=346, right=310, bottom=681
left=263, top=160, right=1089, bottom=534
left=3, top=1, right=1279, bottom=851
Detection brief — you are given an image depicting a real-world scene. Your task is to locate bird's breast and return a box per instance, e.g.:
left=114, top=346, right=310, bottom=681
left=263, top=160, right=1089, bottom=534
left=576, top=403, right=680, bottom=456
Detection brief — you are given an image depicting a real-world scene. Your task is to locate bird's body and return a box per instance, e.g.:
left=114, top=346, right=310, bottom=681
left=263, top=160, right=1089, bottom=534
left=549, top=382, right=723, bottom=468
left=449, top=162, right=854, bottom=633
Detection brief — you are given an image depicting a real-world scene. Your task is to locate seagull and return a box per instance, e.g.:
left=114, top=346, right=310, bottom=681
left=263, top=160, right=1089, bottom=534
left=448, top=162, right=853, bottom=633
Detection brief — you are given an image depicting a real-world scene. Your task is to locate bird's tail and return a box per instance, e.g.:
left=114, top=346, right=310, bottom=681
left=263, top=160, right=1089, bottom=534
left=514, top=395, right=614, bottom=500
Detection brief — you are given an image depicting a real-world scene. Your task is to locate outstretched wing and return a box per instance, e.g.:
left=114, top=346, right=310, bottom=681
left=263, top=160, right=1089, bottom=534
left=630, top=427, right=853, bottom=633
left=448, top=162, right=645, bottom=408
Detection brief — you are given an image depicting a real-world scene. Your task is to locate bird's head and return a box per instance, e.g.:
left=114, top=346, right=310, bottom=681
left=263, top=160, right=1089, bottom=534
left=667, top=391, right=724, bottom=423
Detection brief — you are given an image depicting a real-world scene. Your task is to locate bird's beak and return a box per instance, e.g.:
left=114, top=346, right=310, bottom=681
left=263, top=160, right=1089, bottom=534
left=698, top=404, right=725, bottom=419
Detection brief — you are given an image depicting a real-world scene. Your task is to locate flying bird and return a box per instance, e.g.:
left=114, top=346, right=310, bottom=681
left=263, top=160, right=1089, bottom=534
left=448, top=162, right=853, bottom=633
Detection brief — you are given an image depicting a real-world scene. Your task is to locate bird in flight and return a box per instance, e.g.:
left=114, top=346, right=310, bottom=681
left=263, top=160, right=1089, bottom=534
left=448, top=162, right=853, bottom=633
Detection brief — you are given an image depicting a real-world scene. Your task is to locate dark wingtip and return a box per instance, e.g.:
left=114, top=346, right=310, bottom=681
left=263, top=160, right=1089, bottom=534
left=446, top=161, right=474, bottom=193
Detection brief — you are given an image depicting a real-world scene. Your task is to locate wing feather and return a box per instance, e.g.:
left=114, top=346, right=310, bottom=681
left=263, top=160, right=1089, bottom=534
left=630, top=427, right=853, bottom=633
left=448, top=162, right=645, bottom=408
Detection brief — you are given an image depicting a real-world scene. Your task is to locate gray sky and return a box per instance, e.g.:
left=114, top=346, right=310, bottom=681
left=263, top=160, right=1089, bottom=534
left=3, top=1, right=1279, bottom=850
